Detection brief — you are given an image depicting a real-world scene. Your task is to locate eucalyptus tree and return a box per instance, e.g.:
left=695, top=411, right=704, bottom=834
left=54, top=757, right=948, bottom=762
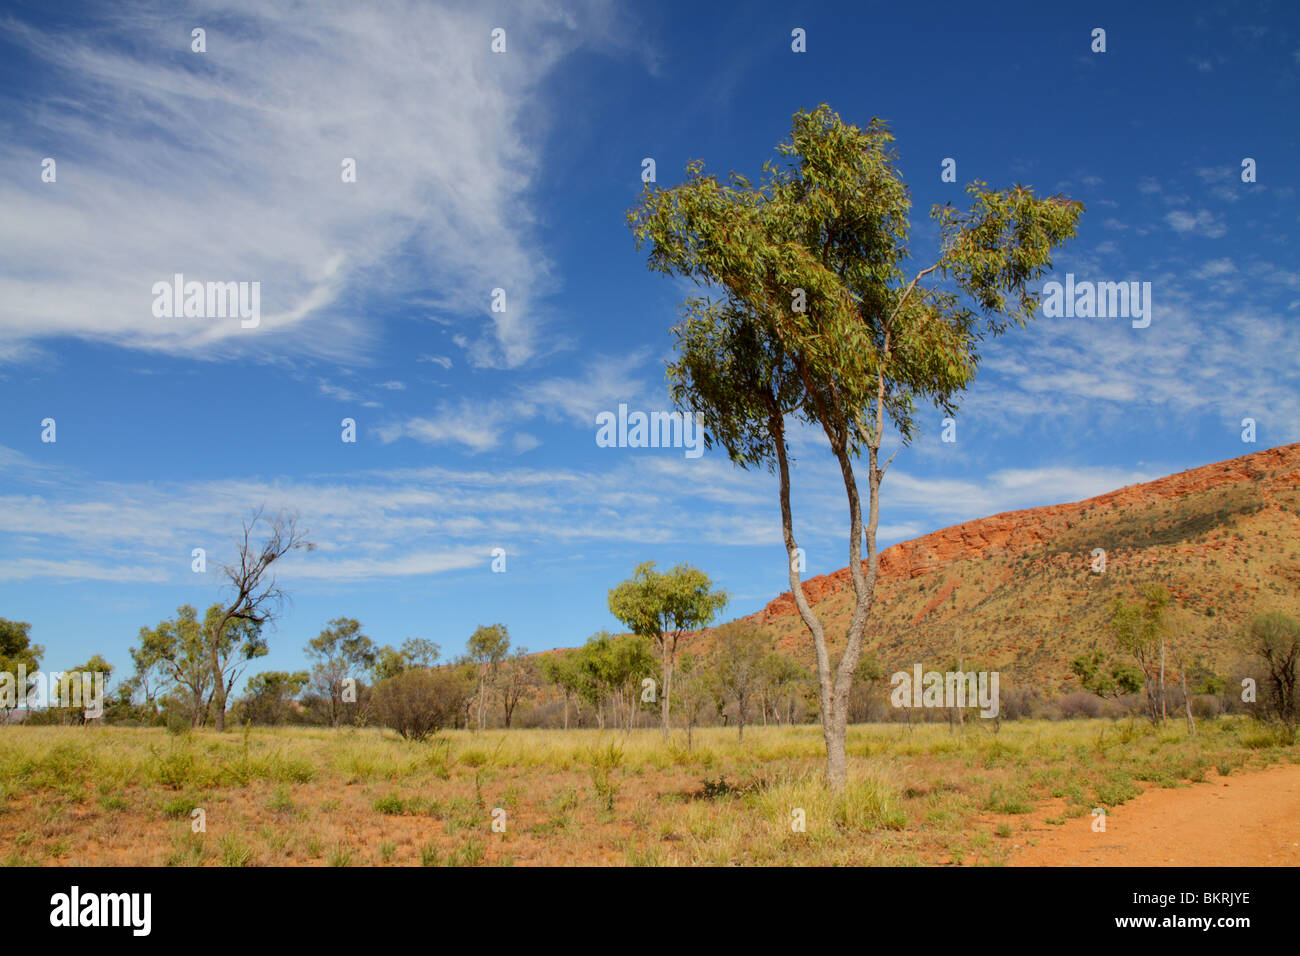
left=134, top=604, right=217, bottom=727
left=629, top=104, right=1082, bottom=787
left=0, top=619, right=42, bottom=719
left=539, top=649, right=589, bottom=729
left=607, top=562, right=728, bottom=739
left=1111, top=584, right=1171, bottom=724
left=305, top=617, right=375, bottom=727
left=467, top=623, right=511, bottom=730
left=711, top=621, right=768, bottom=741
left=372, top=638, right=441, bottom=682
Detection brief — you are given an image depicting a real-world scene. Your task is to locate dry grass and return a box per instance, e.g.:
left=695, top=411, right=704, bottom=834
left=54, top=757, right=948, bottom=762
left=0, top=717, right=1293, bottom=866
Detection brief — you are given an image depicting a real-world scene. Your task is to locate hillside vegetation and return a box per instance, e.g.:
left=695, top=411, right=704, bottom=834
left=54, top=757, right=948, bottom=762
left=737, top=443, right=1300, bottom=692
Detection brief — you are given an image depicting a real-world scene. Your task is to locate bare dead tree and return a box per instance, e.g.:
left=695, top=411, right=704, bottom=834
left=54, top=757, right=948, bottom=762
left=209, top=508, right=313, bottom=731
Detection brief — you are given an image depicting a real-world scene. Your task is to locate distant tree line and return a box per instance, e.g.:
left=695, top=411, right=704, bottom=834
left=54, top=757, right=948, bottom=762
left=4, top=540, right=1298, bottom=740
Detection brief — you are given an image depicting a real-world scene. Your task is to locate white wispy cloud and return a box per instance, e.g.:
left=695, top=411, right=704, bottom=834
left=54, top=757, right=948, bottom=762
left=377, top=350, right=660, bottom=452
left=375, top=398, right=533, bottom=453
left=0, top=0, right=647, bottom=368
left=1165, top=208, right=1228, bottom=238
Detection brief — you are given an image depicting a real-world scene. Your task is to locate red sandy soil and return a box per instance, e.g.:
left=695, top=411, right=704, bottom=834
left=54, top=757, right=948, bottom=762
left=1009, top=761, right=1300, bottom=866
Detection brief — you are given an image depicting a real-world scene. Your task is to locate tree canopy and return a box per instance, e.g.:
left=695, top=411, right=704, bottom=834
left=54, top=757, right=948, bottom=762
left=629, top=103, right=1082, bottom=786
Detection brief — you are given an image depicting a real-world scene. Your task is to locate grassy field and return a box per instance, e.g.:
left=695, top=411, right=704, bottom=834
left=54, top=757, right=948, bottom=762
left=1, top=718, right=1295, bottom=866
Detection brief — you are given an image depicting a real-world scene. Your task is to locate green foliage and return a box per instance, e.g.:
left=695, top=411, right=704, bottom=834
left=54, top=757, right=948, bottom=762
left=41, top=654, right=114, bottom=723
left=673, top=651, right=720, bottom=740
left=466, top=624, right=511, bottom=729
left=1071, top=647, right=1144, bottom=698
left=133, top=603, right=266, bottom=727
left=0, top=619, right=43, bottom=714
left=466, top=624, right=510, bottom=666
left=373, top=793, right=408, bottom=815
left=539, top=649, right=591, bottom=710
left=607, top=561, right=727, bottom=734
left=564, top=630, right=656, bottom=730
left=607, top=562, right=728, bottom=647
left=240, top=670, right=309, bottom=725
left=1186, top=657, right=1226, bottom=697
left=854, top=650, right=885, bottom=684
left=1110, top=584, right=1173, bottom=722
left=628, top=103, right=1081, bottom=782
left=305, top=617, right=374, bottom=727
left=133, top=606, right=212, bottom=727
left=760, top=652, right=809, bottom=723
left=629, top=103, right=1083, bottom=466
left=372, top=638, right=441, bottom=682
left=584, top=740, right=625, bottom=812
left=711, top=621, right=770, bottom=737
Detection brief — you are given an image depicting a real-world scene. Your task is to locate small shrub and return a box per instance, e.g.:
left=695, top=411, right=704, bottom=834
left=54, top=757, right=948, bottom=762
left=1058, top=692, right=1102, bottom=720
left=267, top=786, right=295, bottom=814
left=372, top=670, right=470, bottom=741
left=374, top=793, right=408, bottom=815
left=327, top=844, right=354, bottom=867
left=218, top=835, right=254, bottom=868
left=983, top=783, right=1032, bottom=815
left=584, top=741, right=624, bottom=812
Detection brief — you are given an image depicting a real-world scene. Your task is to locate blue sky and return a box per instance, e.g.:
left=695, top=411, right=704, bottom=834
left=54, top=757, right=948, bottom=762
left=1, top=0, right=1297, bottom=689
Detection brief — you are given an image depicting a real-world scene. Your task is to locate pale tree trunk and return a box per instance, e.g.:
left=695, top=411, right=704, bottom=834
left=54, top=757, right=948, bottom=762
left=773, top=414, right=836, bottom=781
left=1181, top=662, right=1196, bottom=737
left=1159, top=639, right=1167, bottom=723
left=659, top=640, right=673, bottom=740
left=210, top=643, right=227, bottom=731
left=476, top=673, right=487, bottom=731
left=825, top=413, right=886, bottom=789
left=771, top=399, right=884, bottom=791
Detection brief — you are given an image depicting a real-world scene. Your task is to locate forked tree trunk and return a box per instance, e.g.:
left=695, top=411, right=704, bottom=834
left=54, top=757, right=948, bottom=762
left=771, top=405, right=883, bottom=791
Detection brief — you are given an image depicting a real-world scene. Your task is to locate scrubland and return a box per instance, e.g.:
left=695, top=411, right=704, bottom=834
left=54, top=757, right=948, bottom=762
left=1, top=717, right=1295, bottom=866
